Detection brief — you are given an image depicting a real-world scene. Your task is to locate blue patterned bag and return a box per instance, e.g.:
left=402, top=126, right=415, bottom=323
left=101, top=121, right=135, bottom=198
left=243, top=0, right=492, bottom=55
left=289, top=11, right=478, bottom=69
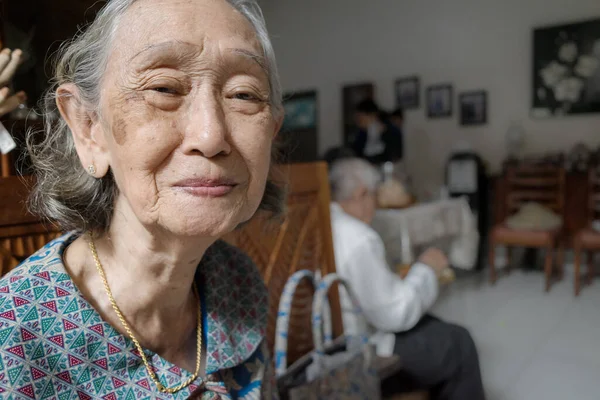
left=274, top=271, right=381, bottom=400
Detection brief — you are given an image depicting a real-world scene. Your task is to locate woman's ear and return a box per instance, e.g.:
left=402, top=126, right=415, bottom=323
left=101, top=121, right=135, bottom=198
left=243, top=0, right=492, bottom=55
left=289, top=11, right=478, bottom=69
left=56, top=83, right=110, bottom=177
left=351, top=185, right=368, bottom=201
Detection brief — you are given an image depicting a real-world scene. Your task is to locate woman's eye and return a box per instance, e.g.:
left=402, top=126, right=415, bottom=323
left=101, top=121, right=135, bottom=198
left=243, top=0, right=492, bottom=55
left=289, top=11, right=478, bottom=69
left=234, top=92, right=259, bottom=101
left=153, top=87, right=178, bottom=95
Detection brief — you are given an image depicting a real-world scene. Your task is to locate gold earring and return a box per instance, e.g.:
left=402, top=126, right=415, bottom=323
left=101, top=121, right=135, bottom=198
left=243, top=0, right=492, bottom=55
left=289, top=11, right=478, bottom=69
left=88, top=165, right=96, bottom=175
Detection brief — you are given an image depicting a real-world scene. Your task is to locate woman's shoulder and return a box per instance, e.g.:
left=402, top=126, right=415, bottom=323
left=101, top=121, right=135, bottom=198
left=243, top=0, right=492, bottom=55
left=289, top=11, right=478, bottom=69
left=201, top=239, right=267, bottom=300
left=0, top=234, right=78, bottom=374
left=0, top=233, right=77, bottom=286
left=205, top=240, right=262, bottom=278
left=200, top=240, right=270, bottom=372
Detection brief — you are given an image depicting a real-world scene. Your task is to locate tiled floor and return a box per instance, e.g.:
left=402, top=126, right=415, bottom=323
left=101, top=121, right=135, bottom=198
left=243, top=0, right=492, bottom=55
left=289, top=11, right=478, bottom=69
left=430, top=268, right=600, bottom=400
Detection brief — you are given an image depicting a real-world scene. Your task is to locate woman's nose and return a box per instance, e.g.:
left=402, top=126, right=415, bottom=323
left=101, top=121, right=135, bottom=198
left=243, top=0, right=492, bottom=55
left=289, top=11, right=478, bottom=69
left=182, top=92, right=232, bottom=158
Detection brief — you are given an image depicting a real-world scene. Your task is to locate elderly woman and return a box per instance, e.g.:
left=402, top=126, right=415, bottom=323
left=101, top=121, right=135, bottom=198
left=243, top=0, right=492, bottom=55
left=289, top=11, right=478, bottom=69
left=0, top=0, right=283, bottom=398
left=329, top=158, right=485, bottom=400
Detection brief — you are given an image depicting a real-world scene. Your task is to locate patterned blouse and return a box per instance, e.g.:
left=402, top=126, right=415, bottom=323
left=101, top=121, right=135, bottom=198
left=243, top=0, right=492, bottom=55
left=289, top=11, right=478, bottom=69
left=0, top=233, right=277, bottom=399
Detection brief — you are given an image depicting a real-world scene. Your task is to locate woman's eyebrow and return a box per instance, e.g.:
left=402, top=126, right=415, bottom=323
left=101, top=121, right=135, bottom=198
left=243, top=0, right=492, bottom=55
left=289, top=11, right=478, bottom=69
left=128, top=42, right=267, bottom=75
left=226, top=48, right=267, bottom=74
left=129, top=41, right=202, bottom=68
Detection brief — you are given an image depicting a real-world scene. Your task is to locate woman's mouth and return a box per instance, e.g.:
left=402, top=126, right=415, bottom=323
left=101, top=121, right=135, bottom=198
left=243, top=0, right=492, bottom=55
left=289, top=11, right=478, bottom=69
left=174, top=178, right=238, bottom=197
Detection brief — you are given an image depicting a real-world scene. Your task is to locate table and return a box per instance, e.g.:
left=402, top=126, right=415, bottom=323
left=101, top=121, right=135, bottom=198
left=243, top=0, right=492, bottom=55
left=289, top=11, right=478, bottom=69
left=372, top=197, right=478, bottom=270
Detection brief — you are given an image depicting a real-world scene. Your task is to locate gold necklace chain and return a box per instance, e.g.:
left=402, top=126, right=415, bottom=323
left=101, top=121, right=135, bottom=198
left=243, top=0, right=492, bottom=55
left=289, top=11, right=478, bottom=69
left=87, top=233, right=202, bottom=394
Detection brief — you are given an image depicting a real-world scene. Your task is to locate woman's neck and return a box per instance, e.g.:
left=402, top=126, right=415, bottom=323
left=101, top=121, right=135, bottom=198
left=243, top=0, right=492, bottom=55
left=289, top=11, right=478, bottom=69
left=63, top=214, right=215, bottom=370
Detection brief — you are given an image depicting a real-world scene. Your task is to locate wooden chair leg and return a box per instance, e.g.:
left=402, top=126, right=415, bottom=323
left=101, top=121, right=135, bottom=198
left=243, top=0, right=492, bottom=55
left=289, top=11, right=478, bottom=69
left=544, top=246, right=553, bottom=292
left=506, top=246, right=513, bottom=274
left=588, top=251, right=596, bottom=286
left=574, top=247, right=582, bottom=296
left=489, top=244, right=497, bottom=285
left=556, top=240, right=565, bottom=281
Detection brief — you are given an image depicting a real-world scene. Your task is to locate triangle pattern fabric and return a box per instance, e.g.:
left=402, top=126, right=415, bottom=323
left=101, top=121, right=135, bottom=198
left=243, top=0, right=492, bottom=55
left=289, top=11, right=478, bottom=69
left=40, top=301, right=58, bottom=313
left=34, top=271, right=51, bottom=281
left=33, top=285, right=49, bottom=300
left=20, top=328, right=36, bottom=342
left=17, top=384, right=35, bottom=399
left=30, top=366, right=46, bottom=381
left=40, top=381, right=55, bottom=399
left=0, top=234, right=270, bottom=399
left=0, top=327, right=13, bottom=346
left=13, top=297, right=30, bottom=308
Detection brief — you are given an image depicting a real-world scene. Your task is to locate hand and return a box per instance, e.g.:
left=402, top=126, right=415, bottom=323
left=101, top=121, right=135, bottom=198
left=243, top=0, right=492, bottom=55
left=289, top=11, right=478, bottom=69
left=0, top=87, right=27, bottom=117
left=418, top=247, right=449, bottom=276
left=0, top=48, right=23, bottom=88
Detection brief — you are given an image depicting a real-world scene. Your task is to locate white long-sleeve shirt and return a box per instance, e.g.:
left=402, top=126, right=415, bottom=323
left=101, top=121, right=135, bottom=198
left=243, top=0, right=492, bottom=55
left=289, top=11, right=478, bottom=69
left=330, top=203, right=439, bottom=356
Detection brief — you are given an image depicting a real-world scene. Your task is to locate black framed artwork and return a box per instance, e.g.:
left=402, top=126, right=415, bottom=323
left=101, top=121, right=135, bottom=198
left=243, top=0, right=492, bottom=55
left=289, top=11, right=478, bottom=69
left=426, top=84, right=453, bottom=118
left=532, top=18, right=600, bottom=117
left=395, top=76, right=420, bottom=109
left=279, top=90, right=319, bottom=163
left=459, top=91, right=487, bottom=126
left=342, top=82, right=374, bottom=145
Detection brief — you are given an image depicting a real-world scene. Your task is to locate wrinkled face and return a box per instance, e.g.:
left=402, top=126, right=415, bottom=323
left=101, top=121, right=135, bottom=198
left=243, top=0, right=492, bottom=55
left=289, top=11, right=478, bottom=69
left=92, top=0, right=280, bottom=237
left=359, top=188, right=377, bottom=225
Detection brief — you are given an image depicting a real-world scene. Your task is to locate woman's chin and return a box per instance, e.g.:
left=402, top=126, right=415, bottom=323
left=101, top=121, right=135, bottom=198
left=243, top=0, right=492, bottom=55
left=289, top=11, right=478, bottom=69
left=159, top=210, right=245, bottom=239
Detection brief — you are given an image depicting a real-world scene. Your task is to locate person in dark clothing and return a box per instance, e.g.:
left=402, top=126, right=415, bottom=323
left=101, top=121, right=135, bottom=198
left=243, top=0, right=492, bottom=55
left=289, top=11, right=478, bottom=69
left=387, top=315, right=486, bottom=399
left=390, top=107, right=405, bottom=132
left=350, top=99, right=403, bottom=164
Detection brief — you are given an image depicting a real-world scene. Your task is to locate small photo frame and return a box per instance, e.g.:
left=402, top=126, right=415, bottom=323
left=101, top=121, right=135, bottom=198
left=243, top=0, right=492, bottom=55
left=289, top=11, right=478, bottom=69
left=426, top=84, right=453, bottom=118
left=280, top=90, right=319, bottom=163
left=282, top=90, right=318, bottom=131
left=459, top=91, right=488, bottom=126
left=395, top=76, right=420, bottom=109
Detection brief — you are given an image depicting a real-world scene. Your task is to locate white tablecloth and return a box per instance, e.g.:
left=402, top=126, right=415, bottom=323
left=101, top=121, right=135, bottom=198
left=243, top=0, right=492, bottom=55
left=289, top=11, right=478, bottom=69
left=372, top=197, right=479, bottom=270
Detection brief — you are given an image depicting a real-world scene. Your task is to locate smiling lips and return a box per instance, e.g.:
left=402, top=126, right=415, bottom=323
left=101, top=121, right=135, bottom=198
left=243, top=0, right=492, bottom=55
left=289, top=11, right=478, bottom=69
left=174, top=178, right=237, bottom=197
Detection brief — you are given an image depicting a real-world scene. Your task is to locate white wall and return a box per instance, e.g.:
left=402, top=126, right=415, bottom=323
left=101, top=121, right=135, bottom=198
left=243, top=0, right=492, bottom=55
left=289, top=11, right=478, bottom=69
left=262, top=0, right=600, bottom=195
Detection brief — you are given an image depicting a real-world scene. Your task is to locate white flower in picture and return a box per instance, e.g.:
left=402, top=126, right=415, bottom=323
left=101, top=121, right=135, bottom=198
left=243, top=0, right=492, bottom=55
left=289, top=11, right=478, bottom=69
left=537, top=87, right=547, bottom=100
left=540, top=61, right=568, bottom=88
left=554, top=77, right=584, bottom=103
left=559, top=41, right=578, bottom=63
left=575, top=55, right=600, bottom=78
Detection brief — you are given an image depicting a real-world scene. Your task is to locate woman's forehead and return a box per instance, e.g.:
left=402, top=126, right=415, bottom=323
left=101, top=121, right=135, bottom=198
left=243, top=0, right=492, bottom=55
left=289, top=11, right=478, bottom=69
left=114, top=0, right=260, bottom=58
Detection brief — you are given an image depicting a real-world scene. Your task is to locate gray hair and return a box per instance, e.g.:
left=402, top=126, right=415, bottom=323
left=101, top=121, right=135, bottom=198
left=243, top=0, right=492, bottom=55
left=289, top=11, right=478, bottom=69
left=329, top=158, right=381, bottom=202
left=27, top=0, right=284, bottom=233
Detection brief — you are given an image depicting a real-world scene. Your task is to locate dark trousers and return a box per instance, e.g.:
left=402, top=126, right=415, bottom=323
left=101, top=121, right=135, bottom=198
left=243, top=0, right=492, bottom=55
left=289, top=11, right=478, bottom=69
left=383, top=315, right=485, bottom=400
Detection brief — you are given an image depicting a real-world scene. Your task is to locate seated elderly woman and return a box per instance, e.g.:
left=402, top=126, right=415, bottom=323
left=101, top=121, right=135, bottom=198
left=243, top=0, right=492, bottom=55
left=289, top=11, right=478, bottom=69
left=0, top=0, right=283, bottom=398
left=328, top=158, right=485, bottom=400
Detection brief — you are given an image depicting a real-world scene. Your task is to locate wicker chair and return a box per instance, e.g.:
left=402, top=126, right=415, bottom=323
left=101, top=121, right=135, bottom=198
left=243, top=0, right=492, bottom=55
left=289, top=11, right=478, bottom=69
left=0, top=175, right=61, bottom=276
left=225, top=161, right=342, bottom=364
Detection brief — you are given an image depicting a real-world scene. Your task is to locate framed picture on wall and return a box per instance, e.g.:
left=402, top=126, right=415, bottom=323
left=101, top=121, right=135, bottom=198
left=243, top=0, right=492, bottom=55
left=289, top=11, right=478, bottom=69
left=282, top=90, right=318, bottom=131
left=426, top=84, right=453, bottom=118
left=532, top=18, right=600, bottom=117
left=459, top=91, right=488, bottom=125
left=342, top=82, right=375, bottom=145
left=280, top=90, right=319, bottom=163
left=395, top=76, right=420, bottom=109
